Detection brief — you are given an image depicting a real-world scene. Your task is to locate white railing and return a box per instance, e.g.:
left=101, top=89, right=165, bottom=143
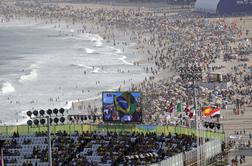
left=151, top=139, right=222, bottom=166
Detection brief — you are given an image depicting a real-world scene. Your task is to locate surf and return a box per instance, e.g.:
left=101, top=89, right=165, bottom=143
left=1, top=82, right=15, bottom=94
left=85, top=48, right=96, bottom=54
left=19, top=69, right=38, bottom=83
left=118, top=56, right=133, bottom=65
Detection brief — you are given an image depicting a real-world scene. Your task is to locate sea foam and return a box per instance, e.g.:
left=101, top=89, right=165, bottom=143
left=19, top=69, right=38, bottom=83
left=81, top=33, right=103, bottom=47
left=1, top=82, right=15, bottom=94
left=61, top=33, right=104, bottom=46
left=92, top=67, right=100, bottom=73
left=85, top=48, right=96, bottom=54
left=107, top=46, right=122, bottom=54
left=118, top=56, right=133, bottom=65
left=95, top=40, right=103, bottom=47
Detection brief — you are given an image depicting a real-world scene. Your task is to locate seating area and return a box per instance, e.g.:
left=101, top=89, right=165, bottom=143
left=1, top=133, right=49, bottom=166
left=0, top=131, right=198, bottom=166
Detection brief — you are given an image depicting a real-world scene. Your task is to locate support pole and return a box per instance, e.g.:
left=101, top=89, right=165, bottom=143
left=47, top=116, right=52, bottom=166
left=193, top=79, right=201, bottom=166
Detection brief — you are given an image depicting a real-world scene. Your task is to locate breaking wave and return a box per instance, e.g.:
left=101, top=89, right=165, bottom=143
left=1, top=82, right=15, bottom=94
left=118, top=56, right=133, bottom=65
left=19, top=69, right=38, bottom=83
left=107, top=46, right=122, bottom=54
left=85, top=48, right=96, bottom=54
left=91, top=67, right=100, bottom=73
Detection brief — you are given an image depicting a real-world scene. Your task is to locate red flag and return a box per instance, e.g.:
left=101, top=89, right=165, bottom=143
left=167, top=103, right=174, bottom=113
left=203, top=106, right=221, bottom=117
left=184, top=105, right=190, bottom=113
left=210, top=108, right=221, bottom=118
left=184, top=105, right=193, bottom=118
left=188, top=112, right=194, bottom=118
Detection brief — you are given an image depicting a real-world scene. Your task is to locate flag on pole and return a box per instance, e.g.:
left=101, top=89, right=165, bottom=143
left=176, top=102, right=183, bottom=112
left=184, top=105, right=190, bottom=113
left=211, top=108, right=221, bottom=118
left=184, top=105, right=194, bottom=118
left=203, top=106, right=221, bottom=117
left=167, top=103, right=174, bottom=113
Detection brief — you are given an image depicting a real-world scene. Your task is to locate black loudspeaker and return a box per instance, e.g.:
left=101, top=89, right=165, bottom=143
left=59, top=108, right=65, bottom=115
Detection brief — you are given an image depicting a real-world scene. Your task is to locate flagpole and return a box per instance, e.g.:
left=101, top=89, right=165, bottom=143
left=179, top=65, right=204, bottom=166
left=193, top=79, right=201, bottom=166
left=47, top=116, right=52, bottom=166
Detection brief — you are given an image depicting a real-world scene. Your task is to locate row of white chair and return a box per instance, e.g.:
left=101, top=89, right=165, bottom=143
left=86, top=155, right=102, bottom=163
left=4, top=155, right=22, bottom=160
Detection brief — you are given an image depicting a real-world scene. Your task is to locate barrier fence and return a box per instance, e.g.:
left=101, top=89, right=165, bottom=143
left=184, top=139, right=222, bottom=165
left=152, top=139, right=222, bottom=166
left=0, top=124, right=225, bottom=141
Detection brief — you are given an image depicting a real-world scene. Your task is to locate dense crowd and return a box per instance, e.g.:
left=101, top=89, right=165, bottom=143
left=0, top=1, right=251, bottom=166
left=0, top=0, right=251, bottom=126
left=1, top=131, right=197, bottom=165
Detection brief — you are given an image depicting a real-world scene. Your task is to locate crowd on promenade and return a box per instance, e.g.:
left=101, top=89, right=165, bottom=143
left=0, top=1, right=251, bottom=126
left=1, top=130, right=197, bottom=165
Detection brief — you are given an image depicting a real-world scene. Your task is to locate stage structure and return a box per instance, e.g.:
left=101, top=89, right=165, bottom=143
left=195, top=0, right=252, bottom=15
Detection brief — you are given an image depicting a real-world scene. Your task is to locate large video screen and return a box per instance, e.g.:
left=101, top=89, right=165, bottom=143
left=102, top=91, right=142, bottom=123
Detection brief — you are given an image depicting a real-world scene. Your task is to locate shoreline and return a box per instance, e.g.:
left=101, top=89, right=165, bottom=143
left=0, top=3, right=157, bottom=124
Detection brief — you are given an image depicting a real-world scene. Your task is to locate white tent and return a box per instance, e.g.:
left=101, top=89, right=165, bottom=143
left=194, top=0, right=220, bottom=14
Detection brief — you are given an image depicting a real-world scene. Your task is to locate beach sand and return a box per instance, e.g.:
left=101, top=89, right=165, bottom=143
left=215, top=16, right=252, bottom=165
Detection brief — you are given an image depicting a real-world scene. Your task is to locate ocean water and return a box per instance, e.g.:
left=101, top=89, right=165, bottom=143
left=0, top=22, right=147, bottom=125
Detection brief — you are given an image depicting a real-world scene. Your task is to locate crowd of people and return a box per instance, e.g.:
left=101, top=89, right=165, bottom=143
left=0, top=0, right=251, bottom=126
left=0, top=1, right=251, bottom=165
left=1, top=130, right=197, bottom=165
left=231, top=155, right=246, bottom=166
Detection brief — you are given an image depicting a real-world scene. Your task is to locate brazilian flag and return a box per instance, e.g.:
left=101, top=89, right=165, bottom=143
left=114, top=92, right=137, bottom=115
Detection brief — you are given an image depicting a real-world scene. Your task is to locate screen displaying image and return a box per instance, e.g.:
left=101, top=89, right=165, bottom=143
left=102, top=91, right=142, bottom=123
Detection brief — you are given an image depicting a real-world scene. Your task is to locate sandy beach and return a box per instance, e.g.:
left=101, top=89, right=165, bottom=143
left=0, top=1, right=251, bottom=126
